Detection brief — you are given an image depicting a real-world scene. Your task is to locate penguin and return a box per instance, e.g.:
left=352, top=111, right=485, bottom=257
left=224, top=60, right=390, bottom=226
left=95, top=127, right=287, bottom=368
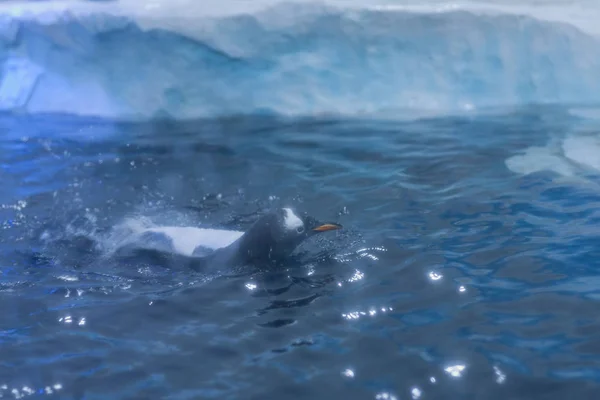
left=113, top=207, right=342, bottom=271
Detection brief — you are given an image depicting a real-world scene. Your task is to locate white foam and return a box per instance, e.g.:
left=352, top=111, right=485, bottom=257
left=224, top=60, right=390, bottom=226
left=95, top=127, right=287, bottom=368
left=282, top=208, right=303, bottom=231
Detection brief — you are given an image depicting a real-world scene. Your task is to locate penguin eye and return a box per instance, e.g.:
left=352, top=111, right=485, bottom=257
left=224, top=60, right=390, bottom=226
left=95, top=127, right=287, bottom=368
left=296, top=226, right=305, bottom=234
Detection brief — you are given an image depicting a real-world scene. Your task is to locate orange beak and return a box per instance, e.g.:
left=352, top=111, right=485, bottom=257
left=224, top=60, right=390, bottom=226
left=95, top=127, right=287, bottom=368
left=313, top=223, right=342, bottom=232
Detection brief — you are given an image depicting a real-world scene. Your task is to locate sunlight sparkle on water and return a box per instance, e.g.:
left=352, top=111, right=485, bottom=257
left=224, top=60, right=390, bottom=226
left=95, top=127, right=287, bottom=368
left=342, top=311, right=361, bottom=320
left=337, top=267, right=368, bottom=286
left=334, top=246, right=387, bottom=263
left=245, top=283, right=257, bottom=291
left=342, top=306, right=393, bottom=321
left=429, top=272, right=443, bottom=281
left=494, top=366, right=506, bottom=384
left=0, top=383, right=62, bottom=398
left=375, top=392, right=397, bottom=400
left=57, top=275, right=78, bottom=282
left=411, top=387, right=422, bottom=399
left=342, top=369, right=355, bottom=378
left=348, top=269, right=364, bottom=282
left=357, top=247, right=387, bottom=261
left=444, top=364, right=466, bottom=378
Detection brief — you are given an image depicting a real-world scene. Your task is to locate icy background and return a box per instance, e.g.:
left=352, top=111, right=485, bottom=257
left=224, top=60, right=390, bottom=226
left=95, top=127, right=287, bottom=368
left=0, top=0, right=599, bottom=120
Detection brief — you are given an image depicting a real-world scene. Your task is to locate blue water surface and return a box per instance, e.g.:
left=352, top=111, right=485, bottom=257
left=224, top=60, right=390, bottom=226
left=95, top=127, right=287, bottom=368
left=2, top=107, right=600, bottom=399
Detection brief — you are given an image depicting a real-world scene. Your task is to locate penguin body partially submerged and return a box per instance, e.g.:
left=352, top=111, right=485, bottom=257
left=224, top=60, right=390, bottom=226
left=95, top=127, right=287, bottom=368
left=114, top=208, right=341, bottom=271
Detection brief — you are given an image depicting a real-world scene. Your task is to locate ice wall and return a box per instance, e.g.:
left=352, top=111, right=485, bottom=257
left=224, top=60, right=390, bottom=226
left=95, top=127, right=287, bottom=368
left=0, top=2, right=599, bottom=120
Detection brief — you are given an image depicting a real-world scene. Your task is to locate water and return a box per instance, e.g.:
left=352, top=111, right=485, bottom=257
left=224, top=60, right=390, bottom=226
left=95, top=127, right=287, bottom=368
left=2, top=107, right=600, bottom=399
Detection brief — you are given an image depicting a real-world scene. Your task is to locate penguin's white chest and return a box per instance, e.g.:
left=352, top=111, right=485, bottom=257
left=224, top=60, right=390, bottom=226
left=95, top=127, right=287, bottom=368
left=135, top=226, right=244, bottom=257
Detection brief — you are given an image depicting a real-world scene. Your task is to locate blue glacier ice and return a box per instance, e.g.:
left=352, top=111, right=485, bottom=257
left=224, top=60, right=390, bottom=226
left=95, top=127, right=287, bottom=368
left=0, top=2, right=599, bottom=120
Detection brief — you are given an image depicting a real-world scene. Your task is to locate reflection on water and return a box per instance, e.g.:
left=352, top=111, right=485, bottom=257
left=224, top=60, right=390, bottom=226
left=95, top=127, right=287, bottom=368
left=1, top=109, right=600, bottom=398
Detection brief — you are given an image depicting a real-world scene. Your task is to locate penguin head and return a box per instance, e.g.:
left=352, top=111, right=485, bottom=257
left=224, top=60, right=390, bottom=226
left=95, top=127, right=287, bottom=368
left=240, top=207, right=342, bottom=263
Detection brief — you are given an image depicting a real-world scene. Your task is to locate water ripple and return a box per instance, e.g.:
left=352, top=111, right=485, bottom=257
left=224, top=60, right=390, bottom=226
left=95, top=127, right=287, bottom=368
left=2, top=112, right=600, bottom=398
